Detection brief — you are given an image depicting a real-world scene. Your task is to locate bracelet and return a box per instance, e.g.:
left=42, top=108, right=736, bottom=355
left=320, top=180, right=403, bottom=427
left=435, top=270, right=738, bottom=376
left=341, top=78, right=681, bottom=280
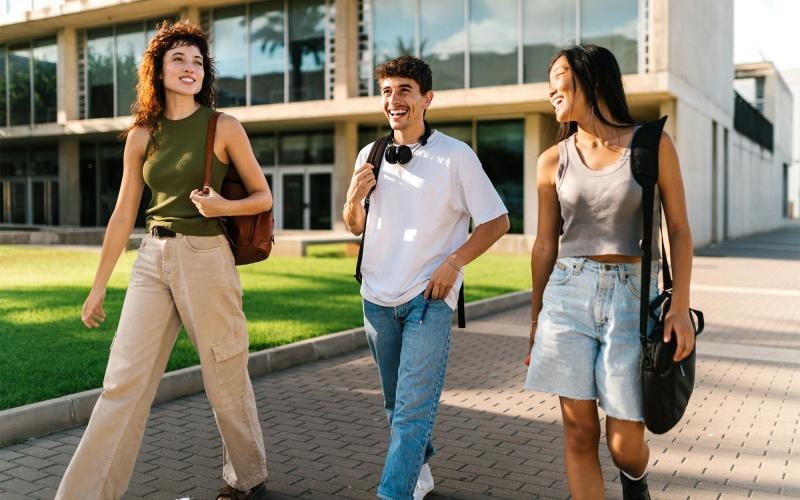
left=445, top=258, right=462, bottom=273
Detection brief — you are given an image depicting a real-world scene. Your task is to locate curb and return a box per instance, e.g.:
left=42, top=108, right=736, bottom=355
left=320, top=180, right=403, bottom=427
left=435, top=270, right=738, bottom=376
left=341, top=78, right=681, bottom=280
left=0, top=289, right=531, bottom=447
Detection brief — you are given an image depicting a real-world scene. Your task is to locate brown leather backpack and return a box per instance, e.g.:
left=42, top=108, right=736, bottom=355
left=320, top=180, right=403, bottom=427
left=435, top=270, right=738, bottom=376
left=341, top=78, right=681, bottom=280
left=203, top=111, right=274, bottom=265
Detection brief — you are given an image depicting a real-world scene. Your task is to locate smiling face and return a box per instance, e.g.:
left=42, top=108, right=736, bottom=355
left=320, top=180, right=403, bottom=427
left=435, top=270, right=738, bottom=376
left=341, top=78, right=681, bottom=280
left=548, top=55, right=588, bottom=123
left=380, top=76, right=432, bottom=132
left=161, top=43, right=204, bottom=97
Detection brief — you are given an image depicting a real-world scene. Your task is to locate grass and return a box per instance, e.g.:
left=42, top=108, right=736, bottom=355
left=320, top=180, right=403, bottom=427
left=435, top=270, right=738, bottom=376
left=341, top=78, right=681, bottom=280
left=0, top=244, right=530, bottom=410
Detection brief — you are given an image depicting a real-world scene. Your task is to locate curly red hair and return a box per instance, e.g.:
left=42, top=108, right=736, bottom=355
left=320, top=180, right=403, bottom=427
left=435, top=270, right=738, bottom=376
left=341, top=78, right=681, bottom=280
left=125, top=20, right=216, bottom=138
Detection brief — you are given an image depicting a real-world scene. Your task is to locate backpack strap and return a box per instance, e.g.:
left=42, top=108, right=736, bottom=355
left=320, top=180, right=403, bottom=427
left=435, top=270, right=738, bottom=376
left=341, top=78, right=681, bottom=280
left=354, top=136, right=390, bottom=284
left=631, top=116, right=667, bottom=341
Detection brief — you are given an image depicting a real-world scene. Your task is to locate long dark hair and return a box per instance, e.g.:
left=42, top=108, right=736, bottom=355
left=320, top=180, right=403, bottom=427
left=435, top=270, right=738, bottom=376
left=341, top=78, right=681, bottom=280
left=550, top=44, right=636, bottom=143
left=123, top=20, right=216, bottom=140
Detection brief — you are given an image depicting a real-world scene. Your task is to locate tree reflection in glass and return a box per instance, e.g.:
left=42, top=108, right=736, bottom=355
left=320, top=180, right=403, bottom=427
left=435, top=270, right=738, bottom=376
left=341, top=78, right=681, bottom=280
left=87, top=28, right=115, bottom=118
left=8, top=44, right=31, bottom=125
left=33, top=38, right=57, bottom=124
left=250, top=0, right=285, bottom=105
left=287, top=0, right=325, bottom=102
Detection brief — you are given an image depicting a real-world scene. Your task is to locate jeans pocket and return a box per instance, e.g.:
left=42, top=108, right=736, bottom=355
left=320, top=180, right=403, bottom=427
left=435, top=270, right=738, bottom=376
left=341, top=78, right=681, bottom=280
left=184, top=234, right=226, bottom=253
left=548, top=260, right=573, bottom=286
left=210, top=327, right=250, bottom=411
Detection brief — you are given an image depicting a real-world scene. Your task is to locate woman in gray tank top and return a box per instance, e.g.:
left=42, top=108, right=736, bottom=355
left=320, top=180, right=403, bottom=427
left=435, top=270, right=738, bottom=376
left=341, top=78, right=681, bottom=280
left=523, top=44, right=696, bottom=500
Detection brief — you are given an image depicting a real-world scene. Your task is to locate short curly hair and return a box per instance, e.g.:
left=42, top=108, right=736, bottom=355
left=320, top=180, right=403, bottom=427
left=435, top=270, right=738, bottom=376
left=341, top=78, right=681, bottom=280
left=374, top=55, right=432, bottom=94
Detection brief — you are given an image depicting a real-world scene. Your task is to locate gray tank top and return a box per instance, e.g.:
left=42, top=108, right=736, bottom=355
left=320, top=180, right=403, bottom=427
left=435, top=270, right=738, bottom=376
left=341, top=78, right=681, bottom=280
left=556, top=128, right=661, bottom=259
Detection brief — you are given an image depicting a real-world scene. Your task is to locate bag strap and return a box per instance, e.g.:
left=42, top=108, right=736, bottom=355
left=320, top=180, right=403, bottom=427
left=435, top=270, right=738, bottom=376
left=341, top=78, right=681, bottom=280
left=354, top=136, right=390, bottom=284
left=632, top=116, right=667, bottom=342
left=202, top=111, right=222, bottom=194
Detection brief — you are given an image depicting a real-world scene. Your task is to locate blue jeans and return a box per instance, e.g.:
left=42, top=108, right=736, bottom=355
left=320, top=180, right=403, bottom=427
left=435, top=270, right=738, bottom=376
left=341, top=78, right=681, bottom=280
left=363, top=293, right=453, bottom=500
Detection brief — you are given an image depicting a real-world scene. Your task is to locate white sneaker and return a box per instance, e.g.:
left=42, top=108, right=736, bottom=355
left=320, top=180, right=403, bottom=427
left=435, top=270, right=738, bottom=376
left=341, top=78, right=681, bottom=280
left=413, top=463, right=434, bottom=500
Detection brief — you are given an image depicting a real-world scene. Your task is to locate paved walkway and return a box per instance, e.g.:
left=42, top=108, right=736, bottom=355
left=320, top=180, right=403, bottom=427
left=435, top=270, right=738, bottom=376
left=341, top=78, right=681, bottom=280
left=1, top=226, right=799, bottom=499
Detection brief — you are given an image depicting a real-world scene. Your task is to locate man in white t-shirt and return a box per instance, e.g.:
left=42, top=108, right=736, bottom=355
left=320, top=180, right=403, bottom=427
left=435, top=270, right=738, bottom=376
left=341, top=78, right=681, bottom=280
left=343, top=56, right=509, bottom=500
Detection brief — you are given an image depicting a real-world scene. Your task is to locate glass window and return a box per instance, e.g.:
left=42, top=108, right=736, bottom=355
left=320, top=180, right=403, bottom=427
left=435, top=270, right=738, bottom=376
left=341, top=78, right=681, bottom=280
left=421, top=0, right=465, bottom=90
left=213, top=5, right=248, bottom=108
left=0, top=46, right=7, bottom=127
left=373, top=0, right=415, bottom=66
left=98, top=144, right=123, bottom=226
left=580, top=0, right=638, bottom=74
left=80, top=144, right=98, bottom=226
left=309, top=172, right=331, bottom=229
left=288, top=0, right=325, bottom=102
left=0, top=148, right=26, bottom=176
left=477, top=120, right=523, bottom=234
left=87, top=28, right=115, bottom=118
left=115, top=23, right=145, bottom=116
left=523, top=0, right=575, bottom=83
left=434, top=122, right=472, bottom=147
left=8, top=44, right=31, bottom=126
left=10, top=181, right=26, bottom=223
left=29, top=147, right=57, bottom=175
left=469, top=0, right=518, bottom=87
left=250, top=0, right=285, bottom=105
left=279, top=130, right=333, bottom=164
left=251, top=134, right=277, bottom=166
left=32, top=38, right=57, bottom=124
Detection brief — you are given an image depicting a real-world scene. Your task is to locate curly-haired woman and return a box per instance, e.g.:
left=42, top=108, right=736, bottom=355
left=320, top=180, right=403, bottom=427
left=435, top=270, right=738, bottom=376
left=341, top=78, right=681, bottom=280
left=56, top=21, right=271, bottom=500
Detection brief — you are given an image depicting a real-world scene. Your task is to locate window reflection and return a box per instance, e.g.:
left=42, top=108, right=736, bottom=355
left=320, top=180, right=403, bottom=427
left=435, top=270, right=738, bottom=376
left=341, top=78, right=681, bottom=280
left=214, top=6, right=248, bottom=107
left=115, top=23, right=145, bottom=116
left=8, top=44, right=32, bottom=125
left=251, top=135, right=277, bottom=166
left=477, top=120, right=523, bottom=234
left=421, top=0, right=465, bottom=90
left=33, top=38, right=57, bottom=124
left=523, top=0, right=575, bottom=83
left=469, top=0, right=518, bottom=87
left=0, top=46, right=7, bottom=126
left=279, top=130, right=333, bottom=164
left=87, top=28, right=115, bottom=118
left=250, top=0, right=285, bottom=105
left=580, top=0, right=638, bottom=74
left=288, top=0, right=326, bottom=101
left=373, top=0, right=415, bottom=65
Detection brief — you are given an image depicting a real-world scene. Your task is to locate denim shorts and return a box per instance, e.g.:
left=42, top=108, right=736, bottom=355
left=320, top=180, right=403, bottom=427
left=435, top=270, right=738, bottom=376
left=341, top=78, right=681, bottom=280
left=525, top=257, right=659, bottom=421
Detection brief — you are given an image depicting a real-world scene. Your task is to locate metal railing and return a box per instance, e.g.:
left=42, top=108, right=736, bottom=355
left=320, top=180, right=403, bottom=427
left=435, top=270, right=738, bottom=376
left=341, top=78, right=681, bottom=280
left=734, top=91, right=773, bottom=152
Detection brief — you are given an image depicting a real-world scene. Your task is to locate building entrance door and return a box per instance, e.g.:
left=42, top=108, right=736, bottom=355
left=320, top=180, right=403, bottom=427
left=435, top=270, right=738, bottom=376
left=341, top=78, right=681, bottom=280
left=264, top=166, right=333, bottom=230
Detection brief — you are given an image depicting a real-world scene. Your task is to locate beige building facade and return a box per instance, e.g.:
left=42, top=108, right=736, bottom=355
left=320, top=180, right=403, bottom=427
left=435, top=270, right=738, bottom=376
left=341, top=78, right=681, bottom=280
left=0, top=0, right=792, bottom=246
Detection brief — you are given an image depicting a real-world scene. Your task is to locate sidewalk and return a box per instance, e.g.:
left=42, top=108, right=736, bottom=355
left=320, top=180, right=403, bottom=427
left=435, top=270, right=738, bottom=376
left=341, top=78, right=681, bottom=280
left=1, top=226, right=798, bottom=499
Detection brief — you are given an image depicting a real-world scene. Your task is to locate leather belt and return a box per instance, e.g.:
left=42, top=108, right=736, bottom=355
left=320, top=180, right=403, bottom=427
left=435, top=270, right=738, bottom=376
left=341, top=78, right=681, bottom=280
left=151, top=226, right=177, bottom=238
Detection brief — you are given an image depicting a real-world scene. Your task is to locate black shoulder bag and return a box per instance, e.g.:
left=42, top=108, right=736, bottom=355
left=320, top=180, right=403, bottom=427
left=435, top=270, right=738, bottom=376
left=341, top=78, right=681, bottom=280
left=354, top=136, right=466, bottom=328
left=632, top=116, right=705, bottom=435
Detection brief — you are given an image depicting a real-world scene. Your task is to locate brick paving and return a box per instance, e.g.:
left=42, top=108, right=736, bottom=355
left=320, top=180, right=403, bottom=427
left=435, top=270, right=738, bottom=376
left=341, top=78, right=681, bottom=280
left=1, top=226, right=799, bottom=499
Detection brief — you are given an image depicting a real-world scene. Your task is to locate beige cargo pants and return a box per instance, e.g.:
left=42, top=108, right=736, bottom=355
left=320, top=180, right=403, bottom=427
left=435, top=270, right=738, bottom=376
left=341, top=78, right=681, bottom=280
left=56, top=234, right=267, bottom=500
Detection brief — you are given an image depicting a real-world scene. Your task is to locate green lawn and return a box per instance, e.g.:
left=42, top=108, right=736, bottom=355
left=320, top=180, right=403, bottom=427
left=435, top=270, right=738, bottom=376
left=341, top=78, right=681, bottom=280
left=0, top=244, right=530, bottom=410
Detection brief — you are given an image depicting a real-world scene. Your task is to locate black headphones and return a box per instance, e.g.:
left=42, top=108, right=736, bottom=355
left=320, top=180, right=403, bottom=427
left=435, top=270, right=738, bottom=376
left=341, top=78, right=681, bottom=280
left=384, top=121, right=432, bottom=165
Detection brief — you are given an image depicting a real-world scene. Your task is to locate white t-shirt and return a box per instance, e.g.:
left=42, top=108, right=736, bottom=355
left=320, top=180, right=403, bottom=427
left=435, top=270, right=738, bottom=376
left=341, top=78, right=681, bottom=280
left=356, top=130, right=508, bottom=310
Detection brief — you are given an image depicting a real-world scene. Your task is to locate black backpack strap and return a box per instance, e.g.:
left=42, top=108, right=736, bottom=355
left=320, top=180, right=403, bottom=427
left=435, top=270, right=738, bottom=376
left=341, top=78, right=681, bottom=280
left=631, top=116, right=667, bottom=342
left=457, top=284, right=465, bottom=328
left=354, top=136, right=390, bottom=284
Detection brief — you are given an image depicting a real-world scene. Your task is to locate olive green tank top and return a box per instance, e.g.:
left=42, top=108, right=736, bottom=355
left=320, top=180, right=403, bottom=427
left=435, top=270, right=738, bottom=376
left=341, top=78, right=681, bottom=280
left=143, top=105, right=228, bottom=236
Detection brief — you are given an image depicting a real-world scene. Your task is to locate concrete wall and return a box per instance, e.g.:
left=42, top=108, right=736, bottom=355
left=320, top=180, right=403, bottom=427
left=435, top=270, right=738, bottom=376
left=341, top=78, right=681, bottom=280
left=727, top=134, right=785, bottom=237
left=663, top=0, right=734, bottom=120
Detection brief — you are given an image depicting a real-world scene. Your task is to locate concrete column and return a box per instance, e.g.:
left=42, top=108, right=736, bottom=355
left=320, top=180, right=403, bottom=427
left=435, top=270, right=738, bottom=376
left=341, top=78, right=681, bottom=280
left=659, top=99, right=677, bottom=137
left=523, top=113, right=556, bottom=235
left=180, top=6, right=201, bottom=25
left=333, top=120, right=358, bottom=230
left=57, top=27, right=79, bottom=123
left=333, top=0, right=358, bottom=100
left=58, top=137, right=81, bottom=226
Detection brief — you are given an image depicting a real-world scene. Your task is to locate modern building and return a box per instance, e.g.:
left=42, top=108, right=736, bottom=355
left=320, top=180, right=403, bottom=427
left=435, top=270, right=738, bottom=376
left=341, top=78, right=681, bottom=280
left=0, top=0, right=793, bottom=245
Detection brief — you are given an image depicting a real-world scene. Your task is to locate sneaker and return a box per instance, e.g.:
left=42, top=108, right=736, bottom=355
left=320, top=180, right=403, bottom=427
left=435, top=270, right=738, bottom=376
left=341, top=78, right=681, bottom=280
left=413, top=463, right=434, bottom=500
left=619, top=470, right=651, bottom=500
left=216, top=481, right=268, bottom=500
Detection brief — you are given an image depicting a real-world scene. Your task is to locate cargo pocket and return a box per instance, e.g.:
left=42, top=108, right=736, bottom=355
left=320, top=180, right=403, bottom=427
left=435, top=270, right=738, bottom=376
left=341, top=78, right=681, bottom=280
left=210, top=328, right=250, bottom=411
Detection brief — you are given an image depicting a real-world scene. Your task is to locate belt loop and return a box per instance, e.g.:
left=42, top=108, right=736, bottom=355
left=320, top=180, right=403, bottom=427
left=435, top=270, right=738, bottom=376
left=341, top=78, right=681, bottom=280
left=574, top=257, right=586, bottom=275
